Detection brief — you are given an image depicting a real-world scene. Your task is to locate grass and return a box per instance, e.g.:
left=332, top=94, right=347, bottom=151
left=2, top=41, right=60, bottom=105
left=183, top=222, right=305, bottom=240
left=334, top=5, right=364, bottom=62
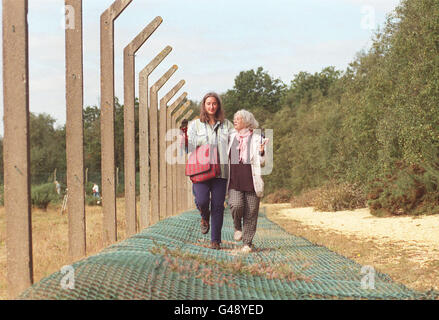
left=262, top=203, right=439, bottom=294
left=149, top=242, right=313, bottom=287
left=0, top=198, right=135, bottom=300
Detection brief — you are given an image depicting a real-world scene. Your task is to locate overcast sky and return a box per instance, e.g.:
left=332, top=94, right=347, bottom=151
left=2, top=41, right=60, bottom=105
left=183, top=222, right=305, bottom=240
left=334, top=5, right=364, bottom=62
left=0, top=0, right=401, bottom=135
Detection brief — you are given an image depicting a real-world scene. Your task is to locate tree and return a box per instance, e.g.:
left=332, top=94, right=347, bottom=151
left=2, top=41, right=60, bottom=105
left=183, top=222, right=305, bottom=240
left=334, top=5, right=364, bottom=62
left=84, top=105, right=101, bottom=175
left=29, top=113, right=66, bottom=184
left=283, top=66, right=342, bottom=109
left=222, top=67, right=286, bottom=122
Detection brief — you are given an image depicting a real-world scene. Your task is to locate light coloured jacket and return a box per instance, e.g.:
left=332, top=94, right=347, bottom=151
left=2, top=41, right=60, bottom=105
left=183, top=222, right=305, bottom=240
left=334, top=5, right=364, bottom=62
left=187, top=118, right=235, bottom=180
left=226, top=132, right=265, bottom=198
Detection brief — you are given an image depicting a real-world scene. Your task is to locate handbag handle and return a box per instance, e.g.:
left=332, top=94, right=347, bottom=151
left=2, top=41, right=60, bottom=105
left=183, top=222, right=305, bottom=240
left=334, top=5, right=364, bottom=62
left=204, top=122, right=220, bottom=145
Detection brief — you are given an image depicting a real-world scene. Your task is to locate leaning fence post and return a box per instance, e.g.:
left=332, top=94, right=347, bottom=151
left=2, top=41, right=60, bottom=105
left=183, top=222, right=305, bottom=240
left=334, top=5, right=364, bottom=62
left=124, top=16, right=162, bottom=237
left=100, top=0, right=132, bottom=245
left=150, top=65, right=178, bottom=224
left=3, top=0, right=33, bottom=299
left=178, top=109, right=194, bottom=212
left=65, top=0, right=86, bottom=260
left=161, top=80, right=185, bottom=219
left=139, top=47, right=172, bottom=229
left=171, top=101, right=190, bottom=213
left=166, top=93, right=188, bottom=216
left=186, top=113, right=197, bottom=211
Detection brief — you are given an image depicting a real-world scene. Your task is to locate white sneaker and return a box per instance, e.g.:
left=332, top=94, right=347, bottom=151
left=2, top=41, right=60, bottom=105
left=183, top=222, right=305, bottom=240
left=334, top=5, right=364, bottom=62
left=234, top=230, right=242, bottom=241
left=241, top=245, right=252, bottom=253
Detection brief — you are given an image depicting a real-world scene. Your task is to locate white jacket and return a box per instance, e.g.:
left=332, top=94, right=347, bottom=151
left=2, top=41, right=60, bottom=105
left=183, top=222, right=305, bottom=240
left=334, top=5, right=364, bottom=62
left=226, top=132, right=265, bottom=198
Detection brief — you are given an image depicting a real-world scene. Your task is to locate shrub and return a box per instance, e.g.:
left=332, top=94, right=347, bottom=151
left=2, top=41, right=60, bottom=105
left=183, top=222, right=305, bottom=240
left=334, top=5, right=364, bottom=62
left=290, top=188, right=323, bottom=208
left=264, top=189, right=292, bottom=204
left=291, top=182, right=367, bottom=211
left=85, top=181, right=99, bottom=196
left=86, top=195, right=101, bottom=206
left=313, top=182, right=367, bottom=212
left=31, top=183, right=59, bottom=210
left=367, top=162, right=439, bottom=216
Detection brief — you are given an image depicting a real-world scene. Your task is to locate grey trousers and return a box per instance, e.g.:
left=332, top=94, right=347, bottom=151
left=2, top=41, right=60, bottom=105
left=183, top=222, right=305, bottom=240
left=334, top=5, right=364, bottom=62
left=228, top=189, right=260, bottom=246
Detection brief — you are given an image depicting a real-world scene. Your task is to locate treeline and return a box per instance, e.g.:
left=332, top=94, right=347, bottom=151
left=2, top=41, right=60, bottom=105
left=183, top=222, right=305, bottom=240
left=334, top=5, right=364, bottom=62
left=221, top=0, right=439, bottom=215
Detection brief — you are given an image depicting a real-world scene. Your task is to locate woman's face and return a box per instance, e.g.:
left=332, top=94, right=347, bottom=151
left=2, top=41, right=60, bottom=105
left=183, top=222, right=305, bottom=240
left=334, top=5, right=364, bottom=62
left=204, top=96, right=219, bottom=117
left=233, top=115, right=246, bottom=131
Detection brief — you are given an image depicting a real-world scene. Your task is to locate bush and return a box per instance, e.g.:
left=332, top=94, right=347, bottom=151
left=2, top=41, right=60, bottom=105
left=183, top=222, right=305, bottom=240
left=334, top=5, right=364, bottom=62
left=31, top=183, right=60, bottom=210
left=290, top=188, right=323, bottom=208
left=291, top=182, right=367, bottom=211
left=86, top=195, right=101, bottom=206
left=264, top=189, right=292, bottom=204
left=367, top=162, right=439, bottom=216
left=313, top=182, right=367, bottom=212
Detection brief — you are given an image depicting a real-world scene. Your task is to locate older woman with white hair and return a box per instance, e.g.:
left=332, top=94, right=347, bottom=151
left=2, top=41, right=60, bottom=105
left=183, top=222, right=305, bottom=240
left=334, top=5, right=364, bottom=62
left=227, top=109, right=267, bottom=253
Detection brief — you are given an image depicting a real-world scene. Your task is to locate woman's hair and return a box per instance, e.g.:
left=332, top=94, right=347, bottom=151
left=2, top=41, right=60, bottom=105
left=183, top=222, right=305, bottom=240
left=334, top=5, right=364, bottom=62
left=199, top=92, right=225, bottom=123
left=234, top=109, right=259, bottom=130
left=180, top=119, right=188, bottom=129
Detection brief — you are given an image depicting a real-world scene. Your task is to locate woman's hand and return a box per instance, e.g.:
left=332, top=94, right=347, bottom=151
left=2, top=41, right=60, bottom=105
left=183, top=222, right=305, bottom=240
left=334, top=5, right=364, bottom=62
left=260, top=138, right=269, bottom=154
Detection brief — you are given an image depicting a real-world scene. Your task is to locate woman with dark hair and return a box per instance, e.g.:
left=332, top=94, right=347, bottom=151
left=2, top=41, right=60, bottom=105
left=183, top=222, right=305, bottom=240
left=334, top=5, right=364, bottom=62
left=187, top=92, right=234, bottom=250
left=179, top=119, right=189, bottom=153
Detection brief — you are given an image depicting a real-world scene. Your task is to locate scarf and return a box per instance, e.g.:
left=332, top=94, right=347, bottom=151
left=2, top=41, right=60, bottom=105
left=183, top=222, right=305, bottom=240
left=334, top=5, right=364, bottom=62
left=237, top=128, right=253, bottom=163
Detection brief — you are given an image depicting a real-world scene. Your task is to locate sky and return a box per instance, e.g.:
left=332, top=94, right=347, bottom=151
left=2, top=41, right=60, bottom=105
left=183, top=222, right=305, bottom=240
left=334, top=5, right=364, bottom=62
left=0, top=0, right=401, bottom=135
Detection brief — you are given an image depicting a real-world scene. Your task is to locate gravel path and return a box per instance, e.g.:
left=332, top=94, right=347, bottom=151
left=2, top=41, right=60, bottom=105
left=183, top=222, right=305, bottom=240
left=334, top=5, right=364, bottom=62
left=277, top=206, right=439, bottom=265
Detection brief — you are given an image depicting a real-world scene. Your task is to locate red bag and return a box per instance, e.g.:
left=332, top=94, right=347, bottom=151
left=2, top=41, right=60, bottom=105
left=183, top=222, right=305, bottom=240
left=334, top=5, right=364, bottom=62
left=185, top=123, right=221, bottom=183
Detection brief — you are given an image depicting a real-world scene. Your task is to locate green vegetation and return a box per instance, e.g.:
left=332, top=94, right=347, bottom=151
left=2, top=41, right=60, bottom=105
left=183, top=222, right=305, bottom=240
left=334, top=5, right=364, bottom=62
left=31, top=183, right=60, bottom=210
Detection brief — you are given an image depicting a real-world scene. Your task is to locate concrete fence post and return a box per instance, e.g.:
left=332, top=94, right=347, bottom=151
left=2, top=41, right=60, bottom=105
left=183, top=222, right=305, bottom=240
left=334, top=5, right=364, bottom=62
left=166, top=93, right=188, bottom=216
left=171, top=101, right=190, bottom=213
left=65, top=0, right=86, bottom=261
left=100, top=0, right=132, bottom=245
left=124, top=16, right=162, bottom=237
left=3, top=0, right=33, bottom=299
left=139, top=47, right=172, bottom=229
left=150, top=65, right=178, bottom=224
left=177, top=109, right=194, bottom=212
left=160, top=80, right=185, bottom=219
left=185, top=113, right=197, bottom=212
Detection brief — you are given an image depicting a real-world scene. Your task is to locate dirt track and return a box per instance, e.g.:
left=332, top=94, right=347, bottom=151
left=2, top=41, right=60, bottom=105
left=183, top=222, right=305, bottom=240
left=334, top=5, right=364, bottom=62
left=264, top=204, right=439, bottom=292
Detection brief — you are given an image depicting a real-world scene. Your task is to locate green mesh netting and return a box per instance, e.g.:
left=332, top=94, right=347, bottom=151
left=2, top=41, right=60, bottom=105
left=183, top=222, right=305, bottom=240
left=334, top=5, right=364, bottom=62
left=19, top=209, right=437, bottom=300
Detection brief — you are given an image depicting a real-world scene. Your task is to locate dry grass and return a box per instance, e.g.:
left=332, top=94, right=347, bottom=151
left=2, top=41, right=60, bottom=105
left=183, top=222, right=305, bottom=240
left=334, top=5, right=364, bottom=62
left=0, top=198, right=136, bottom=300
left=262, top=203, right=439, bottom=294
left=289, top=182, right=367, bottom=211
left=150, top=243, right=312, bottom=287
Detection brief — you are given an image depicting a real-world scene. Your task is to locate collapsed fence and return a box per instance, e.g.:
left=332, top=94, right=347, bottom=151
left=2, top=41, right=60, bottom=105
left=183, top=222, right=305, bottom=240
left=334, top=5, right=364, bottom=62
left=3, top=0, right=195, bottom=298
